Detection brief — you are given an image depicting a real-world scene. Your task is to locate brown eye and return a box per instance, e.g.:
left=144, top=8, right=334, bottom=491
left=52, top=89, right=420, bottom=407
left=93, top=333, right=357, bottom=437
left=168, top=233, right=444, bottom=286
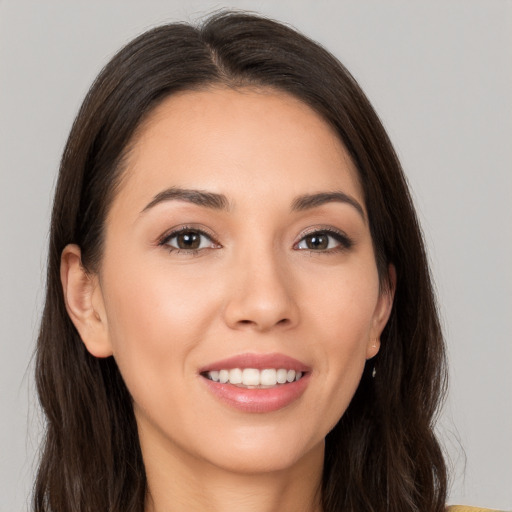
left=296, top=229, right=353, bottom=252
left=303, top=233, right=329, bottom=250
left=176, top=231, right=201, bottom=249
left=163, top=229, right=217, bottom=252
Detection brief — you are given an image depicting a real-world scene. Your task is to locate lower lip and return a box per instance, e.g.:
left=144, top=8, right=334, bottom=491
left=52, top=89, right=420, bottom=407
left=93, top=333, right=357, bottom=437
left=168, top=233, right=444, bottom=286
left=201, top=374, right=310, bottom=413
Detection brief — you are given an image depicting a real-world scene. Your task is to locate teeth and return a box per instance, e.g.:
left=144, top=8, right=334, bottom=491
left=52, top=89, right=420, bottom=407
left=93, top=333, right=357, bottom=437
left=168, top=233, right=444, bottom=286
left=260, top=369, right=277, bottom=386
left=205, top=368, right=304, bottom=387
left=276, top=368, right=288, bottom=384
left=229, top=368, right=242, bottom=384
left=243, top=368, right=260, bottom=386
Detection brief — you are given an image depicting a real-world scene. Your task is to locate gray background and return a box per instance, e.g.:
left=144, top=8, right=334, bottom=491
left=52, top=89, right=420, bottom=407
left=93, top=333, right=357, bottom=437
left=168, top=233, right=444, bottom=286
left=1, top=0, right=511, bottom=510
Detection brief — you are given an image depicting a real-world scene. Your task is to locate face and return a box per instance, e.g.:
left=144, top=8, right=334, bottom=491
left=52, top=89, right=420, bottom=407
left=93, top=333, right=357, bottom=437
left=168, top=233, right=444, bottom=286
left=71, top=87, right=393, bottom=476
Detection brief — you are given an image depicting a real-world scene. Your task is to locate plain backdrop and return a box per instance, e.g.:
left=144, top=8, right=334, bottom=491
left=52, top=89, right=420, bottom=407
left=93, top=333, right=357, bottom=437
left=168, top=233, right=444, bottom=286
left=1, top=1, right=511, bottom=510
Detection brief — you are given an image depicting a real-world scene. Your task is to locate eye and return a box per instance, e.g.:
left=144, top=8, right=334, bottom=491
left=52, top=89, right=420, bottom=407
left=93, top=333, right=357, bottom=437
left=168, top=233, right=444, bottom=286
left=295, top=229, right=353, bottom=252
left=160, top=228, right=219, bottom=253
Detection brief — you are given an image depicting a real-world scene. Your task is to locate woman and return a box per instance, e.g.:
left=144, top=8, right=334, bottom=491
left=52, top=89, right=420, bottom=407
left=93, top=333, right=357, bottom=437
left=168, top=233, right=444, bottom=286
left=33, top=11, right=491, bottom=512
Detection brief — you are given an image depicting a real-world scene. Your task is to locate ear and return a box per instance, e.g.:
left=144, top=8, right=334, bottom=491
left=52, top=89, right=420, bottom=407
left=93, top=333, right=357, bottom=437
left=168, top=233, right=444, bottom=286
left=60, top=244, right=113, bottom=358
left=366, top=264, right=396, bottom=359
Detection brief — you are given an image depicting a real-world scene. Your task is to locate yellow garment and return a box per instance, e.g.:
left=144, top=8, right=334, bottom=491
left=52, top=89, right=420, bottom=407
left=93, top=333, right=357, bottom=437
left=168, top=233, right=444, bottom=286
left=447, top=507, right=506, bottom=512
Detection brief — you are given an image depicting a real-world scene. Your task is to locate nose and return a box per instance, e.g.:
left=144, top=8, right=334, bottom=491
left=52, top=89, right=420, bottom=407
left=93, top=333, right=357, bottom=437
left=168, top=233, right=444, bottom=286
left=222, top=249, right=300, bottom=332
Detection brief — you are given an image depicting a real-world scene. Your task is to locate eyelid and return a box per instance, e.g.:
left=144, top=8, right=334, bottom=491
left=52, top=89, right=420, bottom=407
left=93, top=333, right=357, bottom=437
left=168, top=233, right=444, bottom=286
left=294, top=225, right=354, bottom=251
left=157, top=225, right=221, bottom=249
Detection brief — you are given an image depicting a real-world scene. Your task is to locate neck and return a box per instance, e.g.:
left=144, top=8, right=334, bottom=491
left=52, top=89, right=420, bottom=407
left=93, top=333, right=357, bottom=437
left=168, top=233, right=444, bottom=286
left=142, top=435, right=324, bottom=512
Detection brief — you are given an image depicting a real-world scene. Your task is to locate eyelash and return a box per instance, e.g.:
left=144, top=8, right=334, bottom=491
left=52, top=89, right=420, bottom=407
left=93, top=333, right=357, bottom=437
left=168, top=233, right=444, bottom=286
left=158, top=226, right=220, bottom=255
left=294, top=227, right=354, bottom=253
left=158, top=226, right=353, bottom=255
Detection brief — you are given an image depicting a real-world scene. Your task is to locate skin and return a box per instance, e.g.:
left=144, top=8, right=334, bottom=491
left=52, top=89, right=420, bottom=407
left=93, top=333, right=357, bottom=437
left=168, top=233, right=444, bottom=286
left=61, top=87, right=394, bottom=512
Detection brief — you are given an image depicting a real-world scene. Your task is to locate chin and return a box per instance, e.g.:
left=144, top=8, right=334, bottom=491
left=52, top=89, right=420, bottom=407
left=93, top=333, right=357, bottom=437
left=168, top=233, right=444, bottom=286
left=198, top=430, right=325, bottom=476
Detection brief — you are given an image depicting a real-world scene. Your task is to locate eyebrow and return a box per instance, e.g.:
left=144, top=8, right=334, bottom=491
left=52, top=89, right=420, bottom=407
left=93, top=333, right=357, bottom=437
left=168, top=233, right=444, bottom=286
left=141, top=187, right=365, bottom=221
left=141, top=187, right=230, bottom=213
left=291, top=192, right=366, bottom=222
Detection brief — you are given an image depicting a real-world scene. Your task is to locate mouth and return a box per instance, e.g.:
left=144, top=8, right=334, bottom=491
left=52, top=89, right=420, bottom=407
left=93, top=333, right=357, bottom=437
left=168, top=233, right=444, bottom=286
left=201, top=368, right=304, bottom=388
left=199, top=353, right=310, bottom=413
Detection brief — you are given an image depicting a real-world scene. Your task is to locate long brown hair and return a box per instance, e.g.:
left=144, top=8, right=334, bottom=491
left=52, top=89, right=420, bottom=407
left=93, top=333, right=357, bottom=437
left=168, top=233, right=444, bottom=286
left=34, top=11, right=447, bottom=512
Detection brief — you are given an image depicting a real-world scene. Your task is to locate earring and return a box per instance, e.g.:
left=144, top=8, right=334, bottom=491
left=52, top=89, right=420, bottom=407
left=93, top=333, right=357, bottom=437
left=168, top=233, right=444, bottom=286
left=370, top=338, right=379, bottom=378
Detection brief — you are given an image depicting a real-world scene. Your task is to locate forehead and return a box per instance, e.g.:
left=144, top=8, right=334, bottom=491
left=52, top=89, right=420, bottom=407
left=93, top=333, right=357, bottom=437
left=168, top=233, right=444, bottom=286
left=114, top=86, right=364, bottom=214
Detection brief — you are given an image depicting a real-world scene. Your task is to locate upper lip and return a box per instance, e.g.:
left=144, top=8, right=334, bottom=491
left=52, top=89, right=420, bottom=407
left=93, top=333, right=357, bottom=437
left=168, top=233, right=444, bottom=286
left=199, top=353, right=311, bottom=373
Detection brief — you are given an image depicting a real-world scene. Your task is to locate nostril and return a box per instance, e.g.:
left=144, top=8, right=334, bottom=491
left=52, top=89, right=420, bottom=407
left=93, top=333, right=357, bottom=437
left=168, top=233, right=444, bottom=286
left=235, top=318, right=290, bottom=329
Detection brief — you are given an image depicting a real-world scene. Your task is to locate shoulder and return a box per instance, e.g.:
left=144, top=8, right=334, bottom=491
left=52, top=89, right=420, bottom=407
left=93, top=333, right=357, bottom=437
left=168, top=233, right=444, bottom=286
left=447, top=507, right=507, bottom=512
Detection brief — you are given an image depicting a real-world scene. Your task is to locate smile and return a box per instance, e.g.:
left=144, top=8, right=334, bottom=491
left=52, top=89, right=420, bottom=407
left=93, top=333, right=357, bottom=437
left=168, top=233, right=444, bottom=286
left=203, top=368, right=304, bottom=388
left=199, top=353, right=311, bottom=413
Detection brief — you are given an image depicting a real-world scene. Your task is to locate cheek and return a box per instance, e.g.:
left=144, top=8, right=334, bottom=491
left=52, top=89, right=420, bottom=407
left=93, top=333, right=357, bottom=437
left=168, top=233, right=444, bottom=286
left=103, top=254, right=220, bottom=340
left=307, top=259, right=380, bottom=343
left=301, top=262, right=379, bottom=420
left=99, top=258, right=221, bottom=402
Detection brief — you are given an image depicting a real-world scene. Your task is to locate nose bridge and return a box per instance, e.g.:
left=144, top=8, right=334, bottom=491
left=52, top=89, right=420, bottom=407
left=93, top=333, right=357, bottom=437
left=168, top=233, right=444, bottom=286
left=223, top=236, right=299, bottom=331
